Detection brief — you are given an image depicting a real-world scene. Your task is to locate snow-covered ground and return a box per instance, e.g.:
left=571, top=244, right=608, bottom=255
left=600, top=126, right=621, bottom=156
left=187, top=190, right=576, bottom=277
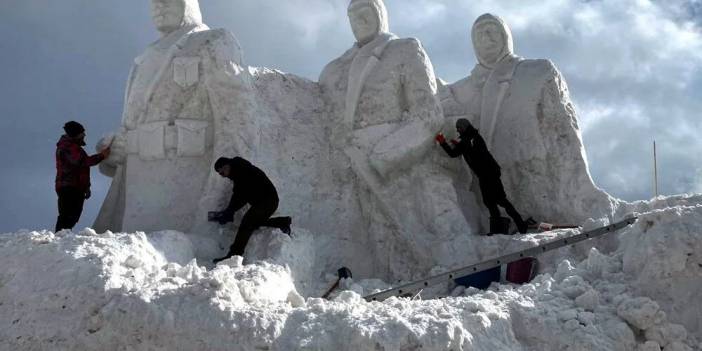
left=1, top=201, right=701, bottom=350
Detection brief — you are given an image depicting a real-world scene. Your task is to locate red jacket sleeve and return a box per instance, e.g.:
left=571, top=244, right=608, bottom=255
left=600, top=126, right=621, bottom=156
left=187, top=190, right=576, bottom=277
left=86, top=154, right=104, bottom=167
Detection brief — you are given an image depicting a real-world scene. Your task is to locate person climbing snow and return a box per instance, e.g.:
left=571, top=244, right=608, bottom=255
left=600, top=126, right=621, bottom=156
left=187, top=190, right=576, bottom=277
left=210, top=157, right=292, bottom=263
left=55, top=121, right=111, bottom=232
left=437, top=118, right=527, bottom=234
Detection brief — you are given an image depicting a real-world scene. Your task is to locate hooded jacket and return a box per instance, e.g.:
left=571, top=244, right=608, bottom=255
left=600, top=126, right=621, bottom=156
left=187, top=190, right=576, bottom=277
left=439, top=128, right=501, bottom=179
left=221, top=157, right=279, bottom=216
left=155, top=0, right=203, bottom=34
left=55, top=135, right=104, bottom=192
left=179, top=0, right=203, bottom=28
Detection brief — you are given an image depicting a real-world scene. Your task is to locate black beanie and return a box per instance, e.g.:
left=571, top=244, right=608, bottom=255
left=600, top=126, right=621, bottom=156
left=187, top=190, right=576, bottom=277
left=214, top=157, right=231, bottom=170
left=63, top=121, right=85, bottom=137
left=455, top=118, right=472, bottom=131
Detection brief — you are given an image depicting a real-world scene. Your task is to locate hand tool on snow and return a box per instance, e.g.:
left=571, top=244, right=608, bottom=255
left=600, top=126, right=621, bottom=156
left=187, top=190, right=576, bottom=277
left=522, top=217, right=580, bottom=233
left=322, top=267, right=353, bottom=299
left=363, top=217, right=638, bottom=302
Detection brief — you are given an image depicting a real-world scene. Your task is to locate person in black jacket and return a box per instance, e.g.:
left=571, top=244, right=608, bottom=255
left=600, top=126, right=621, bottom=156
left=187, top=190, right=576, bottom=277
left=437, top=119, right=527, bottom=234
left=210, top=157, right=292, bottom=263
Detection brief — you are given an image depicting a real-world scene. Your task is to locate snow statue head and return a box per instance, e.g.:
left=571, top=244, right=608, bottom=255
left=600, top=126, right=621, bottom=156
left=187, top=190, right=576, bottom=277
left=348, top=0, right=390, bottom=46
left=150, top=0, right=203, bottom=35
left=471, top=13, right=514, bottom=69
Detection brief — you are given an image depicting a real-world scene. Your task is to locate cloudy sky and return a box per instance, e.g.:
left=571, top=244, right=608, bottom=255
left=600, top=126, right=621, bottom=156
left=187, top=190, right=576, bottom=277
left=1, top=0, right=701, bottom=232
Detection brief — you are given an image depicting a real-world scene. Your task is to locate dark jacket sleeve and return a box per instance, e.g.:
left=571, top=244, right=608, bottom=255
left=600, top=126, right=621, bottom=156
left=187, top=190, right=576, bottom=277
left=223, top=184, right=247, bottom=217
left=440, top=141, right=464, bottom=158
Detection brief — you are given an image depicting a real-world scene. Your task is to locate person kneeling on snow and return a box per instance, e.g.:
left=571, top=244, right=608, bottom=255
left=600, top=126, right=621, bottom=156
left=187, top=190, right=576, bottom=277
left=210, top=157, right=292, bottom=263
left=436, top=119, right=527, bottom=234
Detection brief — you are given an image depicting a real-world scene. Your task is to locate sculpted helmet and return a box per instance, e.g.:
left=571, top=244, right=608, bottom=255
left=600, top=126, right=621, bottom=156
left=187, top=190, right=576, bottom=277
left=179, top=0, right=204, bottom=27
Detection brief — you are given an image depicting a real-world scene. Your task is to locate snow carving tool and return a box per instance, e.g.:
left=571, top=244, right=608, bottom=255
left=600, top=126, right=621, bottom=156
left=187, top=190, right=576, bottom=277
left=363, top=217, right=638, bottom=302
left=525, top=218, right=580, bottom=232
left=322, top=267, right=353, bottom=299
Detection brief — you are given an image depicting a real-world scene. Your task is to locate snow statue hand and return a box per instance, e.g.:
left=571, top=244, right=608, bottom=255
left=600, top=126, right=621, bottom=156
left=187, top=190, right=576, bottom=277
left=97, top=132, right=127, bottom=178
left=435, top=133, right=446, bottom=144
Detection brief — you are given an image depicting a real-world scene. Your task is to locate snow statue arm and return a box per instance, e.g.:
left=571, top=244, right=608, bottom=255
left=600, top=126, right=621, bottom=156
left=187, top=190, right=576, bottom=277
left=370, top=39, right=443, bottom=178
left=201, top=29, right=259, bottom=159
left=97, top=130, right=127, bottom=178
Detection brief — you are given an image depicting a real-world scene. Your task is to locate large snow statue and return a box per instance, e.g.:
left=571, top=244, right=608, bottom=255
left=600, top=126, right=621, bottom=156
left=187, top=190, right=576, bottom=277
left=94, top=0, right=257, bottom=234
left=440, top=14, right=615, bottom=225
left=319, top=0, right=481, bottom=280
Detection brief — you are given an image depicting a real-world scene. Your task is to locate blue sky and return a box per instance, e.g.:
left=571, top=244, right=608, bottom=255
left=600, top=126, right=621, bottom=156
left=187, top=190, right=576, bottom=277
left=1, top=0, right=701, bottom=232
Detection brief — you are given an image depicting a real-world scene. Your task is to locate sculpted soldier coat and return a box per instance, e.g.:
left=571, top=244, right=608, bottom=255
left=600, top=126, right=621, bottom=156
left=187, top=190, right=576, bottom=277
left=320, top=0, right=480, bottom=281
left=94, top=0, right=258, bottom=234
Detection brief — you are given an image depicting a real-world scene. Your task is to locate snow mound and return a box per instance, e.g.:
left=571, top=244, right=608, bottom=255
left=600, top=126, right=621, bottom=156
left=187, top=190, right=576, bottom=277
left=1, top=204, right=701, bottom=350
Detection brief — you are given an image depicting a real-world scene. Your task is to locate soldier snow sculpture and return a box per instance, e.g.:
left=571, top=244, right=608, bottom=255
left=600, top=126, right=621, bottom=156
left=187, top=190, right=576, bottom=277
left=440, top=13, right=615, bottom=225
left=320, top=0, right=481, bottom=280
left=94, top=0, right=259, bottom=235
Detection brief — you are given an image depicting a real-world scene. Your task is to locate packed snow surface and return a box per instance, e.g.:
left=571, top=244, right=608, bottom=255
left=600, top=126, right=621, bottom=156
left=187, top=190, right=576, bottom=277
left=1, top=202, right=701, bottom=350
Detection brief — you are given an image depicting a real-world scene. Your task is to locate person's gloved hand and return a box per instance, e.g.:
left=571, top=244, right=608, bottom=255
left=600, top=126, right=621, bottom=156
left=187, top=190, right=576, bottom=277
left=450, top=139, right=459, bottom=145
left=84, top=190, right=91, bottom=199
left=211, top=211, right=234, bottom=225
left=435, top=133, right=446, bottom=144
left=100, top=147, right=111, bottom=159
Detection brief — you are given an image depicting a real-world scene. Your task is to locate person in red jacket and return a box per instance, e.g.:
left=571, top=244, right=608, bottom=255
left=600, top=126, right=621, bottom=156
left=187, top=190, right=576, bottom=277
left=55, top=121, right=111, bottom=232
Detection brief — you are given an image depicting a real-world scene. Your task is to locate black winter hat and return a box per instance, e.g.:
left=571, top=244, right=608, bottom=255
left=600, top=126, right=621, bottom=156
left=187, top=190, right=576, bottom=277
left=455, top=118, right=473, bottom=131
left=214, top=157, right=231, bottom=170
left=63, top=121, right=85, bottom=137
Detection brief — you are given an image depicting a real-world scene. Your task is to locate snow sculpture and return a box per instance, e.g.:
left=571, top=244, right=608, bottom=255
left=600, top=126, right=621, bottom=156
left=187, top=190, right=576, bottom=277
left=94, top=0, right=257, bottom=234
left=319, top=0, right=481, bottom=280
left=440, top=14, right=615, bottom=225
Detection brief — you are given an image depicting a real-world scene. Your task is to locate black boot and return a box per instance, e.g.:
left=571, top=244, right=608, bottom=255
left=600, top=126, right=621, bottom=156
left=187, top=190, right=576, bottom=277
left=267, top=216, right=292, bottom=235
left=516, top=218, right=528, bottom=234
left=489, top=217, right=511, bottom=235
left=281, top=217, right=292, bottom=235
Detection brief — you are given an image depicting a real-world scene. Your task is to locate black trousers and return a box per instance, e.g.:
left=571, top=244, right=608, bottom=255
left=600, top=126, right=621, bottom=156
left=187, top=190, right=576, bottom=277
left=478, top=177, right=524, bottom=227
left=227, top=197, right=289, bottom=257
left=55, top=187, right=85, bottom=232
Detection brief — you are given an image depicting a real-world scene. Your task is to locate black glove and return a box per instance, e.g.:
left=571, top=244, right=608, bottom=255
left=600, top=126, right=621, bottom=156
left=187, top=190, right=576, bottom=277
left=209, top=211, right=233, bottom=225
left=84, top=190, right=91, bottom=199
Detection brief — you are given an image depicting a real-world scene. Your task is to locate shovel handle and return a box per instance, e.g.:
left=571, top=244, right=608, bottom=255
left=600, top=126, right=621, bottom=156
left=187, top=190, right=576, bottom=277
left=321, top=279, right=341, bottom=299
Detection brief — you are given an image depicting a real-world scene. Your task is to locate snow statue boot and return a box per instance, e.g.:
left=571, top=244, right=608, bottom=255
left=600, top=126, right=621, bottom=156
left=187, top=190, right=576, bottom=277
left=488, top=217, right=511, bottom=235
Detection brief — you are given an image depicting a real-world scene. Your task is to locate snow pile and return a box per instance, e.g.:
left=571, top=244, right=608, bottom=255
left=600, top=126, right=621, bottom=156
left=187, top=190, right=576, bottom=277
left=1, top=203, right=701, bottom=350
left=0, top=229, right=299, bottom=350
